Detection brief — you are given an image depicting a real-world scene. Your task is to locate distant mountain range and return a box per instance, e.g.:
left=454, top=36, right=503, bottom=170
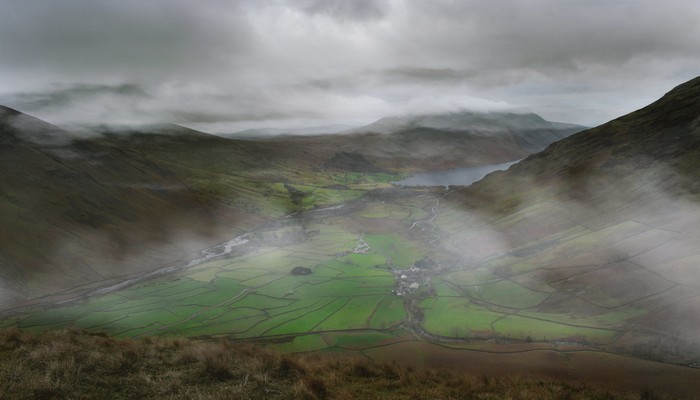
left=228, top=124, right=354, bottom=138
left=345, top=111, right=584, bottom=135
left=269, top=111, right=583, bottom=171
left=228, top=111, right=586, bottom=139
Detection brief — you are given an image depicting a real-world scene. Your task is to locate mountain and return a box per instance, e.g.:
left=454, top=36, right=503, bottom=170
left=346, top=111, right=585, bottom=136
left=228, top=124, right=354, bottom=138
left=0, top=105, right=77, bottom=146
left=439, top=76, right=700, bottom=362
left=274, top=111, right=584, bottom=171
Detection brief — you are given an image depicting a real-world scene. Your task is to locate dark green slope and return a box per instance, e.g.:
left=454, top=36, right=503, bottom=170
left=0, top=108, right=228, bottom=303
left=0, top=108, right=319, bottom=305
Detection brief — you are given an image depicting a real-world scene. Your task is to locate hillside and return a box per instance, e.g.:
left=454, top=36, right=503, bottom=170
left=0, top=328, right=682, bottom=399
left=438, top=77, right=700, bottom=363
left=0, top=110, right=316, bottom=306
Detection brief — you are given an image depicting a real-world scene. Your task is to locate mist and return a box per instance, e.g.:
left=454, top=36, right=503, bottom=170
left=1, top=1, right=699, bottom=131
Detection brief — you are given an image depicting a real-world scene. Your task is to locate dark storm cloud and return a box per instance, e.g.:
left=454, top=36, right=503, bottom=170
left=0, top=0, right=699, bottom=129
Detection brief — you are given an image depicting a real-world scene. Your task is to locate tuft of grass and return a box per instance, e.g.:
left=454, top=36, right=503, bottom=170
left=0, top=328, right=678, bottom=399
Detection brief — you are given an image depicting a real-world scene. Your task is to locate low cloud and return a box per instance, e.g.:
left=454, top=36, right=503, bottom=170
left=0, top=1, right=699, bottom=130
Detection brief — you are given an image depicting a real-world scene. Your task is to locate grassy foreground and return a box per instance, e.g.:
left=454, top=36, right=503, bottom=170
left=0, top=329, right=671, bottom=400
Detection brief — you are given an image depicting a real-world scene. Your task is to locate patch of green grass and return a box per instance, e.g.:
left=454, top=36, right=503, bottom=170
left=432, top=281, right=463, bottom=297
left=216, top=268, right=270, bottom=281
left=368, top=296, right=406, bottom=329
left=340, top=253, right=388, bottom=269
left=325, top=331, right=400, bottom=349
left=73, top=312, right=129, bottom=330
left=297, top=186, right=365, bottom=209
left=299, top=279, right=390, bottom=297
left=492, top=315, right=617, bottom=342
left=363, top=234, right=423, bottom=268
left=101, top=299, right=171, bottom=315
left=70, top=306, right=182, bottom=334
left=358, top=276, right=396, bottom=288
left=445, top=268, right=501, bottom=286
left=189, top=306, right=232, bottom=322
left=16, top=311, right=77, bottom=329
left=246, top=298, right=334, bottom=336
left=264, top=298, right=349, bottom=336
left=186, top=258, right=246, bottom=282
left=275, top=333, right=330, bottom=352
left=419, top=297, right=436, bottom=309
left=467, top=280, right=550, bottom=309
left=131, top=278, right=210, bottom=298
left=313, top=255, right=389, bottom=278
left=193, top=313, right=269, bottom=337
left=181, top=286, right=246, bottom=307
left=316, top=296, right=384, bottom=331
left=228, top=249, right=300, bottom=274
left=228, top=294, right=294, bottom=310
left=518, top=307, right=647, bottom=330
left=421, top=298, right=503, bottom=338
left=253, top=275, right=325, bottom=298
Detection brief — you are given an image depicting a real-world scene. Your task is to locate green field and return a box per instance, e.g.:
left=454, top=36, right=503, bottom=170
left=5, top=215, right=413, bottom=344
left=363, top=234, right=424, bottom=268
left=420, top=297, right=503, bottom=338
left=0, top=169, right=679, bottom=360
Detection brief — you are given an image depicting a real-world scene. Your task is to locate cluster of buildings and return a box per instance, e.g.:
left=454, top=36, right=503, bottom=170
left=391, top=263, right=431, bottom=297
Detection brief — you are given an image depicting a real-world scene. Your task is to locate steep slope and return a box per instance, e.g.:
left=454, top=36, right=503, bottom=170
left=0, top=111, right=324, bottom=306
left=437, top=77, right=700, bottom=362
left=0, top=110, right=226, bottom=304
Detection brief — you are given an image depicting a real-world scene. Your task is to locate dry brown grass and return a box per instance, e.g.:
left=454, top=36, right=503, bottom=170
left=0, top=328, right=678, bottom=399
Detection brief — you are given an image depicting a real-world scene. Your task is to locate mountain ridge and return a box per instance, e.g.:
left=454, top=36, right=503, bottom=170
left=345, top=110, right=587, bottom=136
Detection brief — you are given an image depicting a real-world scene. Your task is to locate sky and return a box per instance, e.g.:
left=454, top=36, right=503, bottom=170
left=0, top=0, right=699, bottom=133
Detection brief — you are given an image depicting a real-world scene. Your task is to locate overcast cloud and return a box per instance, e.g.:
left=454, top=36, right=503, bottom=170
left=0, top=0, right=699, bottom=132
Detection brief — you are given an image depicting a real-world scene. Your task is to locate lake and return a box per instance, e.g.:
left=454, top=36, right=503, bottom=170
left=393, top=160, right=520, bottom=187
